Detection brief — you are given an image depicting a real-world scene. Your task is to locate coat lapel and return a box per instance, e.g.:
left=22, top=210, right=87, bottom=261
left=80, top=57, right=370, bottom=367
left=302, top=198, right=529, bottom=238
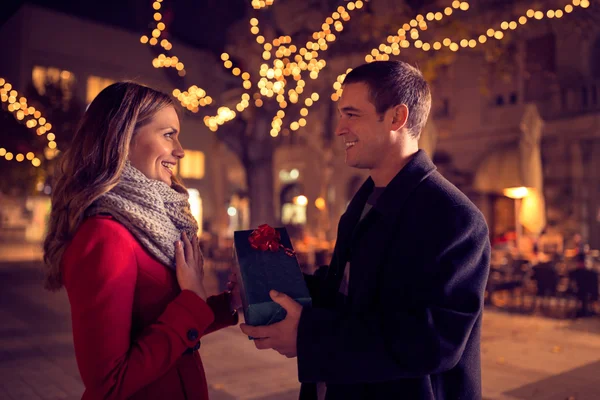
left=322, top=150, right=437, bottom=306
left=342, top=150, right=438, bottom=304
left=323, top=177, right=373, bottom=302
left=335, top=177, right=374, bottom=265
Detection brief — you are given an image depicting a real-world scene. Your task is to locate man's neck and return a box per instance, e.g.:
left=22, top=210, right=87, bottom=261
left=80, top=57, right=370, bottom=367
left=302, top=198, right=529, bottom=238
left=370, top=148, right=419, bottom=187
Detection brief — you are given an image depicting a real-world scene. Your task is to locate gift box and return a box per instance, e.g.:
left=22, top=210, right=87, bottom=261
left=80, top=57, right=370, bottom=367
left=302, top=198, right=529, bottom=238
left=233, top=225, right=312, bottom=328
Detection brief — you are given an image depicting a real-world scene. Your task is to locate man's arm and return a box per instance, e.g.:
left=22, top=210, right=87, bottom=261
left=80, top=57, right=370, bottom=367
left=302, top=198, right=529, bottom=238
left=303, top=264, right=329, bottom=304
left=297, top=205, right=490, bottom=384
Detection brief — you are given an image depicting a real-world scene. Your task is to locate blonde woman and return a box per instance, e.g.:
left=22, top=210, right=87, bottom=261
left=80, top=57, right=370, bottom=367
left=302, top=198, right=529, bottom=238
left=44, top=82, right=240, bottom=400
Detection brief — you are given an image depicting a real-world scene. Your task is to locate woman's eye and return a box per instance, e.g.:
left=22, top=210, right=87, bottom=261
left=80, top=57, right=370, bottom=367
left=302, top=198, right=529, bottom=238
left=164, top=132, right=173, bottom=138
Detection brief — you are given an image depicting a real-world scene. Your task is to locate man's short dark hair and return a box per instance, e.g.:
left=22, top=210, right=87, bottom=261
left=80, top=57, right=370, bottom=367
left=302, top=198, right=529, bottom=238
left=343, top=61, right=432, bottom=139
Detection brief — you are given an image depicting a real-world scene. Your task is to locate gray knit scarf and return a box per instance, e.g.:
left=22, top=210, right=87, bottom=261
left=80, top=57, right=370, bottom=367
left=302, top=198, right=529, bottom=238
left=86, top=162, right=198, bottom=269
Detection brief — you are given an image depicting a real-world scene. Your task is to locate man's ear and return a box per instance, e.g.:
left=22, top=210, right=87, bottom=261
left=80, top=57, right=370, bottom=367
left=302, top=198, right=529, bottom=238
left=391, top=104, right=409, bottom=131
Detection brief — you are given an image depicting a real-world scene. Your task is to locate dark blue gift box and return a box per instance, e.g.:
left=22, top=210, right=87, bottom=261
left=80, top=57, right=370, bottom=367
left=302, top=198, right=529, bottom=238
left=233, top=227, right=312, bottom=328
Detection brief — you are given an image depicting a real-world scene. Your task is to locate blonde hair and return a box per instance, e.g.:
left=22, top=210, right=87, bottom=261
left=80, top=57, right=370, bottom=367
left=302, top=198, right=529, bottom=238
left=43, top=81, right=180, bottom=290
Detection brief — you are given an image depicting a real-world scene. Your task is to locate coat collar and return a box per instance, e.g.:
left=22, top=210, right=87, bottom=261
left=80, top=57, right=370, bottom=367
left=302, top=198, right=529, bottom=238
left=346, top=149, right=437, bottom=223
left=372, top=149, right=437, bottom=220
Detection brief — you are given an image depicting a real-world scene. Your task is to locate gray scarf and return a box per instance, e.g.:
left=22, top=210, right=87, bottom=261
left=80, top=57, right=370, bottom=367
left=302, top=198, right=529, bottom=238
left=87, top=162, right=198, bottom=269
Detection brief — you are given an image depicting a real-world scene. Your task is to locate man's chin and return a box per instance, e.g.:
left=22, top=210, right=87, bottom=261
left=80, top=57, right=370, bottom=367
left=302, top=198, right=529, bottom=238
left=345, top=157, right=363, bottom=169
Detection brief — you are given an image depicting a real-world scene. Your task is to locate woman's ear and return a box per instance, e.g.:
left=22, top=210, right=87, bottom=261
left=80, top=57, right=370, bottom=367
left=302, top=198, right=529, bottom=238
left=391, top=104, right=409, bottom=131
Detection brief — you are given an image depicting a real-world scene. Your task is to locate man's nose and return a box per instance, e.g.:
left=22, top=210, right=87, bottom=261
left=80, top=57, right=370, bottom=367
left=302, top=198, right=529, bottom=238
left=335, top=120, right=347, bottom=137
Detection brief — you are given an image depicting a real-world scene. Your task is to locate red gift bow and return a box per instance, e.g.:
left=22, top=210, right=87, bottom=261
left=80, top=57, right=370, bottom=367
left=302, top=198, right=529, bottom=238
left=249, top=224, right=295, bottom=257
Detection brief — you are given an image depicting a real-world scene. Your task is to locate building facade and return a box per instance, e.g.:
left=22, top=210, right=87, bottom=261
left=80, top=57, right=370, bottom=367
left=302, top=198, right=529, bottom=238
left=3, top=3, right=600, bottom=252
left=0, top=5, right=245, bottom=239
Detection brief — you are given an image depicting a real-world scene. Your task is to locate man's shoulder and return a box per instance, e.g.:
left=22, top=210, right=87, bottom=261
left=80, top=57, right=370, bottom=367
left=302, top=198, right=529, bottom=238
left=417, top=171, right=475, bottom=207
left=408, top=171, right=485, bottom=227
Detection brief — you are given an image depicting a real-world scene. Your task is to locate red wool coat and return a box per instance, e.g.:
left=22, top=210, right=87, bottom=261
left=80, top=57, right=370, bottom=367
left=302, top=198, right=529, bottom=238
left=61, top=215, right=237, bottom=400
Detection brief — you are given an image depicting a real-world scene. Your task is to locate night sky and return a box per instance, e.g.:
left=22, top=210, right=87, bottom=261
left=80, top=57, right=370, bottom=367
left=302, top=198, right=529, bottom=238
left=2, top=0, right=247, bottom=54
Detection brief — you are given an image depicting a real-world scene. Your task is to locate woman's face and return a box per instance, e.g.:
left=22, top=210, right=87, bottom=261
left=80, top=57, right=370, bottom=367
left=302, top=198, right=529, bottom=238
left=128, top=106, right=184, bottom=185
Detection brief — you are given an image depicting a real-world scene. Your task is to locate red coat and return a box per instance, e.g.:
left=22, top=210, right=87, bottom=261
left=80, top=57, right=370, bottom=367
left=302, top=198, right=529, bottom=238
left=62, top=215, right=237, bottom=400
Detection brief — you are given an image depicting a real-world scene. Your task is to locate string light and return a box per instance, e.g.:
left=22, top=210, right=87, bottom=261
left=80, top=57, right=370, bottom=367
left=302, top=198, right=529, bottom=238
left=202, top=2, right=359, bottom=133
left=142, top=0, right=589, bottom=137
left=360, top=1, right=471, bottom=64
left=152, top=54, right=184, bottom=71
left=140, top=0, right=195, bottom=108
left=0, top=78, right=54, bottom=167
left=401, top=1, right=584, bottom=55
left=142, top=1, right=358, bottom=134
left=333, top=0, right=589, bottom=99
left=251, top=0, right=275, bottom=10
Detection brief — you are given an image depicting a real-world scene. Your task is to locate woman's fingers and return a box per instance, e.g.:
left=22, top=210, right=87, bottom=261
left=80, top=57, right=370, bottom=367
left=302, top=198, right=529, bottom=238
left=174, top=240, right=186, bottom=269
left=192, top=234, right=200, bottom=267
left=228, top=272, right=237, bottom=284
left=181, top=232, right=193, bottom=264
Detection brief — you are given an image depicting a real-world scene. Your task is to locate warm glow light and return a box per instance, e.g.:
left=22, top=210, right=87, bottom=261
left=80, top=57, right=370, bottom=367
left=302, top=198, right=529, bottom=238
left=0, top=78, right=58, bottom=164
left=140, top=0, right=590, bottom=136
left=293, top=195, right=308, bottom=206
left=315, top=197, right=326, bottom=210
left=503, top=187, right=529, bottom=199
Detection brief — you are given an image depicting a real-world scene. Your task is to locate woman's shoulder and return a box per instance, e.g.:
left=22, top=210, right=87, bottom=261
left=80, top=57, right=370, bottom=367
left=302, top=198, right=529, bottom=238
left=62, top=216, right=139, bottom=290
left=73, top=214, right=137, bottom=248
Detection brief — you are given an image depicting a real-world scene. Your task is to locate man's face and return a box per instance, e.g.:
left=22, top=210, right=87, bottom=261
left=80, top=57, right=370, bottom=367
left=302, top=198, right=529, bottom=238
left=335, top=82, right=396, bottom=170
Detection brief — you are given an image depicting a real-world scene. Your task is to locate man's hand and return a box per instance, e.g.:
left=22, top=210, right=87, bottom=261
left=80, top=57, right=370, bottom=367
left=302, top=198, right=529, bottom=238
left=240, top=290, right=302, bottom=358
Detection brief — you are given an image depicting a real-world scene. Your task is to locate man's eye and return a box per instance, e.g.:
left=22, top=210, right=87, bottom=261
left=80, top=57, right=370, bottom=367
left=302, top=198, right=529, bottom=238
left=164, top=132, right=173, bottom=138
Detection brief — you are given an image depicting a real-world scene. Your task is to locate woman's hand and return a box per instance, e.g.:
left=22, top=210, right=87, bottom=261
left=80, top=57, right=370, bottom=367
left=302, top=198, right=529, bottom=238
left=175, top=232, right=207, bottom=301
left=227, top=272, right=243, bottom=312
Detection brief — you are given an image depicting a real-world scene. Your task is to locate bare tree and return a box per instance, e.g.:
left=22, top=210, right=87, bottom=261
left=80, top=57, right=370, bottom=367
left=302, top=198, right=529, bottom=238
left=141, top=0, right=596, bottom=227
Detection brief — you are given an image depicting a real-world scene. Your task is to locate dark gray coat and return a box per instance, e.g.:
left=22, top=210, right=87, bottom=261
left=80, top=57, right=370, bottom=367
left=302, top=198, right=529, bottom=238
left=298, top=150, right=491, bottom=400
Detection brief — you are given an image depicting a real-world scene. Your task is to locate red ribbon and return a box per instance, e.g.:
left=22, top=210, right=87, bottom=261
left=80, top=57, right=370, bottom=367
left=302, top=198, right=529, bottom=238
left=249, top=224, right=295, bottom=257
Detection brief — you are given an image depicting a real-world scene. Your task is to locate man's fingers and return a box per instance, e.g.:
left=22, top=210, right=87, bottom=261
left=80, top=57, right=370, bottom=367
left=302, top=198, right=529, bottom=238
left=269, top=290, right=302, bottom=317
left=253, top=337, right=274, bottom=350
left=240, top=323, right=274, bottom=339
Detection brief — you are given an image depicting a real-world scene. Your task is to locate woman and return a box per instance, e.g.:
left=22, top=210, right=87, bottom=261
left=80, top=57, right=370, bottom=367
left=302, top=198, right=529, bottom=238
left=43, top=82, right=240, bottom=400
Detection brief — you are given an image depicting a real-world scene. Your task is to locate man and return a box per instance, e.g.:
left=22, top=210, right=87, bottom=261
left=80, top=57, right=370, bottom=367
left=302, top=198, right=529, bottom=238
left=241, top=61, right=491, bottom=399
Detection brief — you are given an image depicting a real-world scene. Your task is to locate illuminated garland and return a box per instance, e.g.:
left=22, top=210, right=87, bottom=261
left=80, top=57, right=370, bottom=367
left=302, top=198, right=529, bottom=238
left=0, top=77, right=56, bottom=167
left=141, top=0, right=363, bottom=135
left=251, top=0, right=275, bottom=10
left=332, top=0, right=590, bottom=100
left=141, top=0, right=590, bottom=136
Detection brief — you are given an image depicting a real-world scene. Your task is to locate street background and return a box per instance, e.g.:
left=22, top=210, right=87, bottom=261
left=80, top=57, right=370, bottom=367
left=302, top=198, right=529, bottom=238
left=1, top=247, right=599, bottom=400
